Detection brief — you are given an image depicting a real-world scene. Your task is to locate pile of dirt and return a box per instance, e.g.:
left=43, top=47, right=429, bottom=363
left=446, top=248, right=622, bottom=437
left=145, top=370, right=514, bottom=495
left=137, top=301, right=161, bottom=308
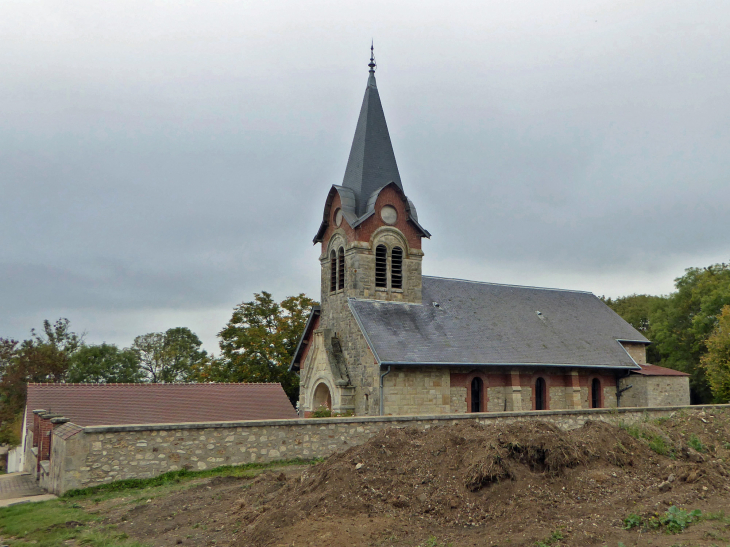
left=107, top=409, right=730, bottom=546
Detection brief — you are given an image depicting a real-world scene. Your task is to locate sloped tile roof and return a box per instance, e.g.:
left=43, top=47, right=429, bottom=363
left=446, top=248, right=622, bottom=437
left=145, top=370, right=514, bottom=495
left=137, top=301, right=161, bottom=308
left=26, top=383, right=296, bottom=431
left=633, top=364, right=689, bottom=376
left=349, top=276, right=648, bottom=369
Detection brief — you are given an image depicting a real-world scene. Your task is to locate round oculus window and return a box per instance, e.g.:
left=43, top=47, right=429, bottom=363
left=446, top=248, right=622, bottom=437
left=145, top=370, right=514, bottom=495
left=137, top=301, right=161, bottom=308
left=334, top=208, right=343, bottom=227
left=381, top=205, right=398, bottom=225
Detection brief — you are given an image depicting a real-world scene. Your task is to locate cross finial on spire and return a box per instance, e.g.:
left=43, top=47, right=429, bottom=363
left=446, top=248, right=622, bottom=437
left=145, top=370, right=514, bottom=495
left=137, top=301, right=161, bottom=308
left=368, top=41, right=376, bottom=73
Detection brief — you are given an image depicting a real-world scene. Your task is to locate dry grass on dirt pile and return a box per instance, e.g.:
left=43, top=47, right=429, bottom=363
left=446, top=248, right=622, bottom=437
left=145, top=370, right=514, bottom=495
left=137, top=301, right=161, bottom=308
left=109, top=410, right=730, bottom=547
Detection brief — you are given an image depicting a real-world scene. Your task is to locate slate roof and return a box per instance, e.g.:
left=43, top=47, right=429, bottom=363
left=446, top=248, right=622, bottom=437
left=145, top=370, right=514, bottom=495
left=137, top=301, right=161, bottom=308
left=313, top=57, right=429, bottom=242
left=342, top=70, right=402, bottom=217
left=348, top=276, right=648, bottom=369
left=25, top=383, right=297, bottom=431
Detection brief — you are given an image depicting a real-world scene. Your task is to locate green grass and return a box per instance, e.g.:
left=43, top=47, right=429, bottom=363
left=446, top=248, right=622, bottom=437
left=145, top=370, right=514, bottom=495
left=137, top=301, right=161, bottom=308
left=688, top=434, right=706, bottom=453
left=63, top=456, right=321, bottom=498
left=0, top=499, right=145, bottom=546
left=620, top=422, right=676, bottom=457
left=418, top=537, right=451, bottom=547
left=0, top=457, right=323, bottom=546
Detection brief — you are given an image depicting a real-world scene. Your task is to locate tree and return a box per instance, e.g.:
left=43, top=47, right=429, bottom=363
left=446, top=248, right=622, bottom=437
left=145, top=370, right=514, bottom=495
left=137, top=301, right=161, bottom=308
left=701, top=305, right=730, bottom=403
left=217, top=292, right=317, bottom=403
left=67, top=343, right=143, bottom=383
left=132, top=327, right=207, bottom=383
left=0, top=319, right=82, bottom=444
left=649, top=263, right=730, bottom=403
left=603, top=294, right=666, bottom=364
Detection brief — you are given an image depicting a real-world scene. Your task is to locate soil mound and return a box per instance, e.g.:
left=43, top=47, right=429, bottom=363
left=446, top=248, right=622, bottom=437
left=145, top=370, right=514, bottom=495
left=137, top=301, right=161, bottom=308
left=107, top=410, right=730, bottom=547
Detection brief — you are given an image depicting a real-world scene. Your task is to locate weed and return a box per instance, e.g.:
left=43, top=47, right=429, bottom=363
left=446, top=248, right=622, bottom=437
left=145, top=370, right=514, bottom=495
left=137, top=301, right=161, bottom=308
left=623, top=506, right=702, bottom=534
left=689, top=434, right=706, bottom=453
left=649, top=435, right=671, bottom=456
left=535, top=530, right=564, bottom=546
left=662, top=506, right=702, bottom=533
left=623, top=513, right=642, bottom=530
left=619, top=422, right=675, bottom=457
left=419, top=537, right=450, bottom=547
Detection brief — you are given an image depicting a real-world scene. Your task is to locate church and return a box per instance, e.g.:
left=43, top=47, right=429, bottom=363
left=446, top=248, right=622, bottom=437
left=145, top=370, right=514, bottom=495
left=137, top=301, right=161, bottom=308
left=290, top=50, right=689, bottom=417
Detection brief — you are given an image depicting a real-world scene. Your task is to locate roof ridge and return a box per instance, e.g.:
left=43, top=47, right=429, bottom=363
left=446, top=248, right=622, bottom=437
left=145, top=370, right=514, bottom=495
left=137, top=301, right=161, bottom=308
left=422, top=275, right=594, bottom=295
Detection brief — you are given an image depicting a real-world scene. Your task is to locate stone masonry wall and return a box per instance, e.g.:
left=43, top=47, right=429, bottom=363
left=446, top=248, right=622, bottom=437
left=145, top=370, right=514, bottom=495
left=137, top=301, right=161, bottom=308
left=46, top=404, right=729, bottom=495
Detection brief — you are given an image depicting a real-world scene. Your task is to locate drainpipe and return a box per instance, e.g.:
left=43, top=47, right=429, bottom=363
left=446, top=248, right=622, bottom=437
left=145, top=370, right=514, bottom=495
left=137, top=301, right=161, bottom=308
left=379, top=366, right=392, bottom=416
left=616, top=370, right=633, bottom=407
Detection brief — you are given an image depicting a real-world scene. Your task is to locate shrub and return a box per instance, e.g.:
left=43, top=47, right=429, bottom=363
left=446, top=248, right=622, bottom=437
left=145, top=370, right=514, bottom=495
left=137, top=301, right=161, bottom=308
left=312, top=405, right=332, bottom=418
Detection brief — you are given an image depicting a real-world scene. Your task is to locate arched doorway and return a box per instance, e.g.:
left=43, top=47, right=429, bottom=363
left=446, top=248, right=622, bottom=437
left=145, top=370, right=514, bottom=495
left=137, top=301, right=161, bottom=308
left=313, top=382, right=332, bottom=410
left=535, top=377, right=546, bottom=410
left=470, top=377, right=483, bottom=413
left=591, top=378, right=601, bottom=408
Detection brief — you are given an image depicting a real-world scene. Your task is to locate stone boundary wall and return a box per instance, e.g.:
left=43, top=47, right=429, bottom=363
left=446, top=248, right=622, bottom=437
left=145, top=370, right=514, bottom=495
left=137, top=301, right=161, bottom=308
left=49, top=404, right=730, bottom=495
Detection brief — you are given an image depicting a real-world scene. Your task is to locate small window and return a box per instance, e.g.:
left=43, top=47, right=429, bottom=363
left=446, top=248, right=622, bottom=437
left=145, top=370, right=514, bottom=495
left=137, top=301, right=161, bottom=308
left=375, top=245, right=387, bottom=288
left=535, top=377, right=546, bottom=410
left=391, top=246, right=403, bottom=289
left=330, top=250, right=337, bottom=293
left=470, top=377, right=483, bottom=413
left=337, top=247, right=345, bottom=290
left=591, top=378, right=601, bottom=408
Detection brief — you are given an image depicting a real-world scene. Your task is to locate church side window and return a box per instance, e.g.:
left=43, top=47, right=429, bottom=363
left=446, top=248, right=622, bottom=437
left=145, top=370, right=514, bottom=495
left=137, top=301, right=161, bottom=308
left=375, top=245, right=387, bottom=288
left=330, top=250, right=337, bottom=293
left=391, top=246, right=403, bottom=289
left=337, top=247, right=345, bottom=290
left=535, top=377, right=546, bottom=410
left=591, top=378, right=601, bottom=408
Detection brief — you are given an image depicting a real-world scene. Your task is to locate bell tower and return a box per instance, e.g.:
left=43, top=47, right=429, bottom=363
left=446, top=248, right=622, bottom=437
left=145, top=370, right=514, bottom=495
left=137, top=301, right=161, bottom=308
left=313, top=46, right=430, bottom=317
left=294, top=47, right=431, bottom=417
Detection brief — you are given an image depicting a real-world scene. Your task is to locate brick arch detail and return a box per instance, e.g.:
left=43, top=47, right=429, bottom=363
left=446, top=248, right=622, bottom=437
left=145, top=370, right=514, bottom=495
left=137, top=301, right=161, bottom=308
left=464, top=370, right=489, bottom=413
left=524, top=372, right=554, bottom=411
left=370, top=226, right=411, bottom=257
left=589, top=376, right=604, bottom=408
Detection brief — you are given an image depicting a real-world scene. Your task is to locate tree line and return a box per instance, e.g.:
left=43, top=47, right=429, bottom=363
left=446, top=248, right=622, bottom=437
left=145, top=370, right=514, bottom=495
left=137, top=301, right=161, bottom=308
left=603, top=261, right=730, bottom=404
left=0, top=292, right=315, bottom=445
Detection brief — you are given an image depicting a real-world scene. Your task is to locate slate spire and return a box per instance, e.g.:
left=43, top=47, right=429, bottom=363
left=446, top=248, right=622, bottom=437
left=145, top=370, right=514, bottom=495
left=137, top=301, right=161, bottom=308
left=341, top=45, right=403, bottom=217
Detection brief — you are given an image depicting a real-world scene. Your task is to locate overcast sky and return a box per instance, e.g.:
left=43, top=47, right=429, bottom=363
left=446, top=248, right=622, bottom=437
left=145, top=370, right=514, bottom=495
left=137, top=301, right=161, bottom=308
left=2, top=0, right=729, bottom=353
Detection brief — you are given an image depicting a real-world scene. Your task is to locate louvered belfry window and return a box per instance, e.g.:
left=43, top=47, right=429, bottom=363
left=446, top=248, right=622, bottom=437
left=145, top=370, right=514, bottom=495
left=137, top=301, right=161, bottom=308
left=375, top=245, right=387, bottom=288
left=337, top=247, right=345, bottom=290
left=391, top=246, right=403, bottom=289
left=330, top=250, right=337, bottom=293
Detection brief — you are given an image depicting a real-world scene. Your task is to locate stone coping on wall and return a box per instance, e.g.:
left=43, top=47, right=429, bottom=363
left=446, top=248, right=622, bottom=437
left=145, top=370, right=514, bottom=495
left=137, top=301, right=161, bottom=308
left=80, top=403, right=730, bottom=434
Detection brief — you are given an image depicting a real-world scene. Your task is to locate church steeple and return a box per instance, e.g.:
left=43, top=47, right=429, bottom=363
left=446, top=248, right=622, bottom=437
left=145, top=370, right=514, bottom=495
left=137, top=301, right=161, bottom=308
left=341, top=45, right=403, bottom=217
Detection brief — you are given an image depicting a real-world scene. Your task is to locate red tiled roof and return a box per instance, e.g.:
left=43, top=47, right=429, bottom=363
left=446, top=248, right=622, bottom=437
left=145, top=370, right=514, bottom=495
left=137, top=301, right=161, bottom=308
left=633, top=364, right=690, bottom=377
left=25, top=383, right=297, bottom=431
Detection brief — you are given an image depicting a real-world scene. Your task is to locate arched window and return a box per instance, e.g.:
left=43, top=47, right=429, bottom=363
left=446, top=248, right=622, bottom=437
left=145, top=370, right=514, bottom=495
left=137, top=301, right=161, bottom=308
left=535, top=377, right=546, bottom=410
left=375, top=245, right=387, bottom=288
left=470, top=377, right=483, bottom=413
left=591, top=378, right=601, bottom=408
left=337, top=247, right=345, bottom=290
left=330, top=250, right=337, bottom=293
left=391, top=246, right=403, bottom=289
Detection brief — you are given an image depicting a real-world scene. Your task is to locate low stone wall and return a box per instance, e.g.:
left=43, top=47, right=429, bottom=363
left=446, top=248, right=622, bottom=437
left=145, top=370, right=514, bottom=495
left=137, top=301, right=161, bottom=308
left=48, top=404, right=730, bottom=495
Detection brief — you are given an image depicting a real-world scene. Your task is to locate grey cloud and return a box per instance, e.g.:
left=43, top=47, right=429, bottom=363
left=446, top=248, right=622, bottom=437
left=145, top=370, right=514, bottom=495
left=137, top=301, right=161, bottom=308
left=2, top=0, right=729, bottom=350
